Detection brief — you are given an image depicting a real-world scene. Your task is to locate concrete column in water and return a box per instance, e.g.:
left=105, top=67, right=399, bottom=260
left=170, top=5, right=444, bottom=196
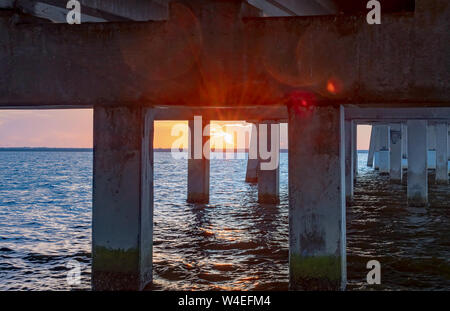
left=435, top=122, right=449, bottom=184
left=402, top=123, right=408, bottom=169
left=345, top=120, right=354, bottom=200
left=378, top=125, right=390, bottom=174
left=367, top=125, right=376, bottom=167
left=258, top=121, right=280, bottom=204
left=373, top=125, right=381, bottom=170
left=245, top=122, right=259, bottom=183
left=390, top=124, right=403, bottom=183
left=92, top=106, right=154, bottom=290
left=448, top=127, right=450, bottom=173
left=352, top=122, right=358, bottom=179
left=427, top=124, right=437, bottom=169
left=448, top=127, right=450, bottom=166
left=187, top=116, right=210, bottom=203
left=288, top=104, right=346, bottom=290
left=407, top=120, right=428, bottom=206
left=402, top=123, right=408, bottom=159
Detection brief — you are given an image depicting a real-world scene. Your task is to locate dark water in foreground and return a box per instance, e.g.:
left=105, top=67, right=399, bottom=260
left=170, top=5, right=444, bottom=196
left=0, top=151, right=448, bottom=290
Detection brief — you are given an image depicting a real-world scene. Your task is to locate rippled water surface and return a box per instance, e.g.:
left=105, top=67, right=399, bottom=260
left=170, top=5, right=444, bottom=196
left=0, top=151, right=449, bottom=290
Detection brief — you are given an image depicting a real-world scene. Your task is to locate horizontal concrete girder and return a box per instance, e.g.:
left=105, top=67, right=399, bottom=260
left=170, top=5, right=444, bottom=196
left=0, top=1, right=449, bottom=108
left=153, top=106, right=288, bottom=121
left=345, top=107, right=450, bottom=122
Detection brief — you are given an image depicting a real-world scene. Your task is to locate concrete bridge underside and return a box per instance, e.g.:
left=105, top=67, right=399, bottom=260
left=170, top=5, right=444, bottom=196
left=0, top=0, right=449, bottom=291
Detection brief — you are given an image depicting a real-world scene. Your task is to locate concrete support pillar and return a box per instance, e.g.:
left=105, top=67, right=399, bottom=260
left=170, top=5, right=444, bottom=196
left=448, top=127, right=450, bottom=173
left=344, top=120, right=354, bottom=200
left=374, top=151, right=380, bottom=170
left=258, top=121, right=280, bottom=204
left=402, top=123, right=408, bottom=159
left=448, top=128, right=450, bottom=164
left=245, top=123, right=259, bottom=183
left=378, top=125, right=390, bottom=174
left=435, top=122, right=449, bottom=184
left=367, top=125, right=376, bottom=167
left=427, top=124, right=437, bottom=169
left=92, top=106, right=154, bottom=290
left=407, top=120, right=428, bottom=207
left=390, top=124, right=403, bottom=183
left=187, top=116, right=210, bottom=203
left=402, top=123, right=408, bottom=169
left=352, top=122, right=358, bottom=178
left=373, top=125, right=381, bottom=170
left=288, top=105, right=346, bottom=290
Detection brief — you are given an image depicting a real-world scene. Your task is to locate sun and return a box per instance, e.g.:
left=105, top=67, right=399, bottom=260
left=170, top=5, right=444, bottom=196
left=223, top=132, right=234, bottom=145
left=210, top=126, right=235, bottom=149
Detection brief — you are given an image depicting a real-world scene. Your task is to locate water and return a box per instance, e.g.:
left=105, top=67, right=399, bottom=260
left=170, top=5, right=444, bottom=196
left=0, top=151, right=449, bottom=290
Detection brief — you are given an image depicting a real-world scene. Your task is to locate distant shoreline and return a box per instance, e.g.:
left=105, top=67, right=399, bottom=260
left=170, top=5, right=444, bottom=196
left=0, top=147, right=369, bottom=153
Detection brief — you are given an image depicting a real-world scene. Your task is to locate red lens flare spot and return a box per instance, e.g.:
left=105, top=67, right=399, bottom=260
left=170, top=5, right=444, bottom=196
left=288, top=91, right=315, bottom=118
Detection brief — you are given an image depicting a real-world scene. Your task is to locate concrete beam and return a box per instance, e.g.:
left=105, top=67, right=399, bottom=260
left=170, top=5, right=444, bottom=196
left=92, top=106, right=154, bottom=290
left=1, top=1, right=449, bottom=108
left=288, top=104, right=346, bottom=290
left=4, top=0, right=169, bottom=22
left=247, top=0, right=337, bottom=16
left=153, top=106, right=288, bottom=122
left=345, top=107, right=450, bottom=122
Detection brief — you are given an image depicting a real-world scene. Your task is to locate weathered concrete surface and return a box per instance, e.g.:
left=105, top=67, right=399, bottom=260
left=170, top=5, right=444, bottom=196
left=390, top=124, right=403, bottom=183
left=258, top=122, right=280, bottom=204
left=435, top=122, right=449, bottom=184
left=344, top=120, right=353, bottom=200
left=1, top=1, right=449, bottom=107
left=187, top=117, right=210, bottom=203
left=245, top=123, right=259, bottom=183
left=92, top=106, right=154, bottom=290
left=288, top=104, right=345, bottom=290
left=407, top=120, right=428, bottom=207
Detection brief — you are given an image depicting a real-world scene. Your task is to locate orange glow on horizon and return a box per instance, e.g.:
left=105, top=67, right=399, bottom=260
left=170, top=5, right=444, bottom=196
left=154, top=121, right=242, bottom=150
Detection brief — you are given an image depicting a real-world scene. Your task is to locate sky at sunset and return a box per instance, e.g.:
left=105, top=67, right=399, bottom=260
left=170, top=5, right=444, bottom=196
left=0, top=110, right=372, bottom=150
